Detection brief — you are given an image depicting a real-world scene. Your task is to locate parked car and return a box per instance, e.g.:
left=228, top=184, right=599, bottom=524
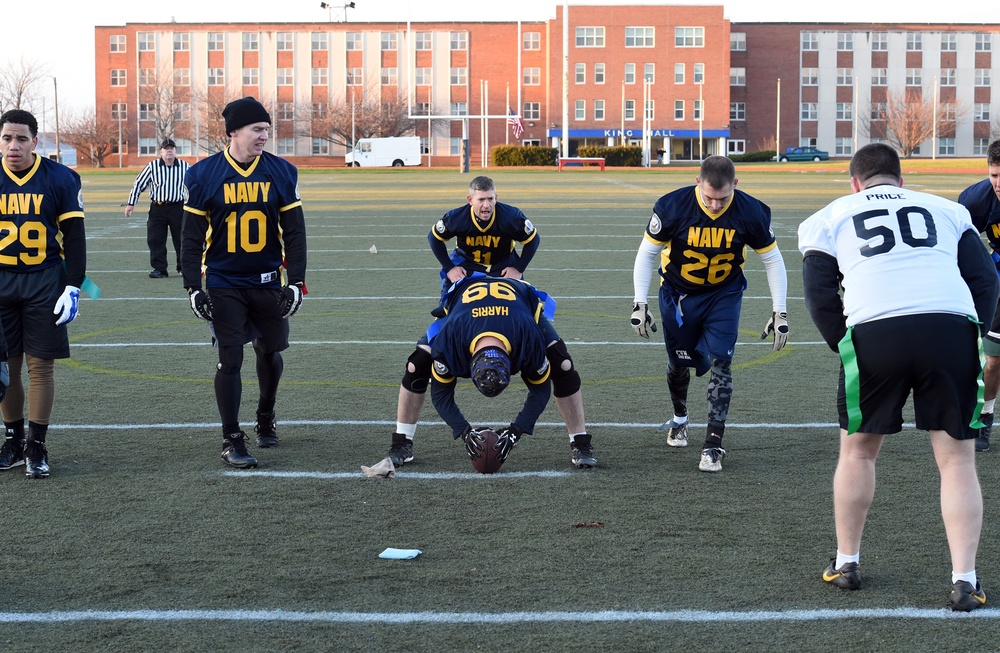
left=772, top=147, right=830, bottom=162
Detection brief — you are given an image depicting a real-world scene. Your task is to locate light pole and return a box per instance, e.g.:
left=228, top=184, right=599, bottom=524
left=52, top=77, right=60, bottom=163
left=117, top=95, right=123, bottom=168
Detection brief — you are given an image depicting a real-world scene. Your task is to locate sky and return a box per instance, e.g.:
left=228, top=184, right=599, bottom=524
left=8, top=0, right=990, bottom=114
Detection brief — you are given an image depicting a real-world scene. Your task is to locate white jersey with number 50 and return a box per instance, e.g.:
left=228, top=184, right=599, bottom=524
left=797, top=183, right=978, bottom=327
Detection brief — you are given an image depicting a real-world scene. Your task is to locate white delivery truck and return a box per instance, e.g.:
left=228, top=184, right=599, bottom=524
left=345, top=136, right=422, bottom=167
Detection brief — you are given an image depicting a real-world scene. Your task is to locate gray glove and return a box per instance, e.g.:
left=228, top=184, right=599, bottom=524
left=630, top=302, right=657, bottom=339
left=761, top=311, right=789, bottom=352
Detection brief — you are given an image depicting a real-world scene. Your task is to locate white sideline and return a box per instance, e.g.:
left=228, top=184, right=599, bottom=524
left=0, top=607, right=996, bottom=624
left=223, top=470, right=572, bottom=479
left=47, top=420, right=846, bottom=430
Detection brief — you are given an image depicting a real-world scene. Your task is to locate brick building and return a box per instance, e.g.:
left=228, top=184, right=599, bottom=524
left=92, top=7, right=1000, bottom=168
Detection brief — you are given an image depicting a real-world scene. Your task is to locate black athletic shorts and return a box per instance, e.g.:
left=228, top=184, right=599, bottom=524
left=837, top=313, right=982, bottom=439
left=208, top=287, right=289, bottom=350
left=0, top=265, right=70, bottom=359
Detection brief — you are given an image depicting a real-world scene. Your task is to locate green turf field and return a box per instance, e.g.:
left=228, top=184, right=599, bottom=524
left=1, top=164, right=996, bottom=652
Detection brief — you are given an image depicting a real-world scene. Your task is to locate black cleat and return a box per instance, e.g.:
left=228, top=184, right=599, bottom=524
left=148, top=269, right=169, bottom=279
left=24, top=440, right=50, bottom=479
left=0, top=437, right=24, bottom=470
left=254, top=411, right=279, bottom=448
left=822, top=560, right=861, bottom=590
left=387, top=432, right=414, bottom=465
left=976, top=412, right=992, bottom=452
left=571, top=434, right=597, bottom=468
left=949, top=580, right=987, bottom=612
left=221, top=432, right=258, bottom=468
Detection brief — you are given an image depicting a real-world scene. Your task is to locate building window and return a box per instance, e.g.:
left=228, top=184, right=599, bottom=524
left=137, top=32, right=154, bottom=51
left=937, top=138, right=955, bottom=155
left=277, top=33, right=293, bottom=51
left=730, top=102, right=746, bottom=121
left=311, top=103, right=327, bottom=119
left=872, top=68, right=887, bottom=86
left=594, top=63, right=605, bottom=84
left=138, top=68, right=155, bottom=86
left=312, top=68, right=328, bottom=86
left=801, top=32, right=818, bottom=51
left=674, top=100, right=684, bottom=120
left=243, top=68, right=259, bottom=86
left=450, top=138, right=461, bottom=156
left=976, top=69, right=991, bottom=86
left=626, top=27, right=655, bottom=48
left=312, top=138, right=329, bottom=156
left=837, top=68, right=854, bottom=86
left=173, top=33, right=189, bottom=51
left=346, top=68, right=362, bottom=86
left=111, top=69, right=126, bottom=87
left=730, top=67, right=745, bottom=86
left=575, top=100, right=585, bottom=120
left=940, top=68, right=956, bottom=86
left=837, top=32, right=853, bottom=51
left=415, top=32, right=431, bottom=50
left=450, top=31, right=467, bottom=50
left=111, top=103, right=126, bottom=121
left=139, top=138, right=157, bottom=156
left=346, top=32, right=361, bottom=50
left=523, top=67, right=540, bottom=85
left=675, top=26, right=704, bottom=47
left=731, top=32, right=746, bottom=51
left=801, top=103, right=818, bottom=120
left=625, top=99, right=636, bottom=120
left=523, top=102, right=540, bottom=120
left=380, top=32, right=397, bottom=50
left=278, top=103, right=295, bottom=121
left=941, top=33, right=957, bottom=51
left=645, top=99, right=654, bottom=120
left=312, top=32, right=328, bottom=51
left=644, top=63, right=655, bottom=83
left=415, top=68, right=431, bottom=85
left=728, top=140, right=746, bottom=155
left=523, top=32, right=540, bottom=50
left=976, top=33, right=992, bottom=51
left=450, top=67, right=467, bottom=85
left=277, top=138, right=294, bottom=156
left=802, top=68, right=818, bottom=85
left=451, top=102, right=468, bottom=115
left=575, top=63, right=586, bottom=84
left=209, top=68, right=226, bottom=86
left=414, top=102, right=430, bottom=116
left=138, top=103, right=155, bottom=121
left=975, top=103, right=991, bottom=121
left=625, top=63, right=636, bottom=84
left=694, top=99, right=702, bottom=121
left=836, top=102, right=854, bottom=121
left=380, top=67, right=397, bottom=86
left=174, top=68, right=190, bottom=86
left=576, top=27, right=605, bottom=47
left=871, top=32, right=888, bottom=51
left=594, top=99, right=605, bottom=121
left=174, top=104, right=190, bottom=122
left=675, top=63, right=685, bottom=84
left=694, top=63, right=704, bottom=84
left=208, top=32, right=224, bottom=51
left=835, top=137, right=853, bottom=156
left=941, top=102, right=957, bottom=121
left=905, top=68, right=922, bottom=85
left=870, top=102, right=886, bottom=120
left=906, top=33, right=922, bottom=51
left=110, top=35, right=126, bottom=52
left=975, top=137, right=990, bottom=155
left=242, top=33, right=258, bottom=51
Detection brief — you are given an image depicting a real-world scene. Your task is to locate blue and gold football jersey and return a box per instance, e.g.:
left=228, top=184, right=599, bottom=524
left=645, top=185, right=776, bottom=295
left=431, top=202, right=537, bottom=273
left=183, top=149, right=302, bottom=289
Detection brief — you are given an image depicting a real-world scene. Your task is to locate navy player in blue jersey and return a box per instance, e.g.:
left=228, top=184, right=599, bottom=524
left=958, top=138, right=1000, bottom=452
left=631, top=155, right=789, bottom=473
left=0, top=109, right=87, bottom=478
left=385, top=275, right=597, bottom=469
left=428, top=176, right=538, bottom=317
left=181, top=97, right=307, bottom=469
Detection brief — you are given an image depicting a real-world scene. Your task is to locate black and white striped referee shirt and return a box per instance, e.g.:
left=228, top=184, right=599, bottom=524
left=126, top=157, right=189, bottom=205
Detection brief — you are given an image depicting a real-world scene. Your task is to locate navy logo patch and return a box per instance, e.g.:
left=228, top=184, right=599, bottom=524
left=434, top=220, right=447, bottom=234
left=649, top=214, right=661, bottom=234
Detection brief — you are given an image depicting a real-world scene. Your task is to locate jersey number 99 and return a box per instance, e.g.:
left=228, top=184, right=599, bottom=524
left=461, top=281, right=517, bottom=304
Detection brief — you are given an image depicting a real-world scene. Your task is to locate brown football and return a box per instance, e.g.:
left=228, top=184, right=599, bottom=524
left=469, top=429, right=505, bottom=474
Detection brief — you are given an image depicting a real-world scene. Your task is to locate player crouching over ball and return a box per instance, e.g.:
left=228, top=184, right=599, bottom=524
left=384, top=275, right=597, bottom=471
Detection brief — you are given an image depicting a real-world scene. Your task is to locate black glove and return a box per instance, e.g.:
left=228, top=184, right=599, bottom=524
left=460, top=425, right=486, bottom=461
left=278, top=282, right=305, bottom=318
left=494, top=423, right=524, bottom=463
left=188, top=288, right=214, bottom=321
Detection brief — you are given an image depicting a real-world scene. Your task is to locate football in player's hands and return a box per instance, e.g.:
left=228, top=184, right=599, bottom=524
left=467, top=428, right=505, bottom=474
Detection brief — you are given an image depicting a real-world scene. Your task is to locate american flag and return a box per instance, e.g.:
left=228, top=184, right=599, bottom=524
left=507, top=107, right=524, bottom=139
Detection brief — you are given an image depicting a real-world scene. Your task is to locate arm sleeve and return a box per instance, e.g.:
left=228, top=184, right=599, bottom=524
left=512, top=377, right=551, bottom=435
left=633, top=238, right=661, bottom=303
left=802, top=251, right=847, bottom=352
left=759, top=246, right=788, bottom=313
left=280, top=205, right=307, bottom=284
left=181, top=209, right=209, bottom=289
left=60, top=217, right=87, bottom=288
left=428, top=231, right=455, bottom=271
left=956, top=229, right=1000, bottom=335
left=514, top=234, right=540, bottom=273
left=431, top=377, right=471, bottom=438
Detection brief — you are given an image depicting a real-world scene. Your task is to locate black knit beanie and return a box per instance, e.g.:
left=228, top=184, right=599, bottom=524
left=223, top=97, right=271, bottom=134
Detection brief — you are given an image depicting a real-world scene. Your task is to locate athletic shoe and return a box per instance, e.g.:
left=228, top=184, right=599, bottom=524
left=254, top=411, right=279, bottom=448
left=822, top=560, right=862, bottom=590
left=24, top=440, right=50, bottom=479
left=387, top=433, right=414, bottom=465
left=221, top=432, right=258, bottom=469
left=148, top=270, right=168, bottom=279
left=698, top=446, right=726, bottom=472
left=571, top=434, right=597, bottom=468
left=659, top=419, right=688, bottom=448
left=0, top=437, right=24, bottom=470
left=949, top=580, right=987, bottom=612
left=976, top=412, right=992, bottom=453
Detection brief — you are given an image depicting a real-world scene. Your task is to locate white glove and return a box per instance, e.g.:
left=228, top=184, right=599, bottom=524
left=761, top=311, right=789, bottom=352
left=630, top=302, right=657, bottom=339
left=53, top=286, right=81, bottom=326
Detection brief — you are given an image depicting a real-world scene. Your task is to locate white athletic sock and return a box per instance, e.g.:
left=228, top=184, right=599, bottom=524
left=835, top=551, right=860, bottom=569
left=952, top=570, right=977, bottom=586
left=671, top=414, right=688, bottom=425
left=396, top=423, right=416, bottom=438
left=983, top=399, right=995, bottom=414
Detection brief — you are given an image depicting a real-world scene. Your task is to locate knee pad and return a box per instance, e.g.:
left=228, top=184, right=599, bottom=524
left=217, top=346, right=244, bottom=376
left=547, top=339, right=581, bottom=398
left=401, top=348, right=432, bottom=394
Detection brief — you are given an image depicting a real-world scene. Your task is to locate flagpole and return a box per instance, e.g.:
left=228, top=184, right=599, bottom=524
left=506, top=84, right=510, bottom=145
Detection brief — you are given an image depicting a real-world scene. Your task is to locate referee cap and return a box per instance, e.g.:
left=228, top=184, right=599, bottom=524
left=160, top=138, right=176, bottom=149
left=223, top=97, right=272, bottom=134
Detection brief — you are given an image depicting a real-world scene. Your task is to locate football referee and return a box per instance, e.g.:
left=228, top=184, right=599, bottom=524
left=125, top=138, right=189, bottom=278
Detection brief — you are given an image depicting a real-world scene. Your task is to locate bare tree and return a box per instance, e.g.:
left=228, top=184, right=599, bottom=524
left=189, top=87, right=278, bottom=155
left=296, top=82, right=415, bottom=149
left=859, top=89, right=966, bottom=158
left=0, top=56, right=49, bottom=114
left=61, top=107, right=124, bottom=168
left=136, top=64, right=185, bottom=145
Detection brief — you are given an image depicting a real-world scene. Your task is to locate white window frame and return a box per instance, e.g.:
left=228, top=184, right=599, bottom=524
left=575, top=26, right=605, bottom=48
left=625, top=27, right=655, bottom=48
left=675, top=26, right=704, bottom=48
